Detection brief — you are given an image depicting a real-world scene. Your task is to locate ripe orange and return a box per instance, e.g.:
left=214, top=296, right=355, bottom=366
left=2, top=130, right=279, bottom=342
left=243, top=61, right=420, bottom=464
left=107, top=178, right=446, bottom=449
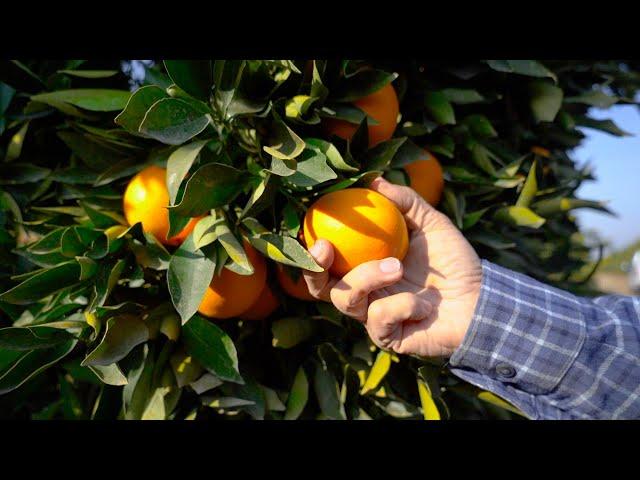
left=123, top=165, right=199, bottom=247
left=239, top=284, right=280, bottom=321
left=324, top=83, right=399, bottom=148
left=403, top=150, right=444, bottom=206
left=198, top=241, right=267, bottom=319
left=277, top=265, right=315, bottom=301
left=303, top=188, right=409, bottom=277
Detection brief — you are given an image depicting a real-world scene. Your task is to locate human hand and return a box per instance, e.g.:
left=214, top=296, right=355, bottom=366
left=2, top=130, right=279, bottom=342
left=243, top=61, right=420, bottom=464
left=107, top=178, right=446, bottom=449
left=303, top=177, right=483, bottom=358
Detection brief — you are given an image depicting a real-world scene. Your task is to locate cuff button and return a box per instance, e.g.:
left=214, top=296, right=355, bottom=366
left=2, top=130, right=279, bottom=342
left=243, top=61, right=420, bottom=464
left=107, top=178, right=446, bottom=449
left=496, top=363, right=516, bottom=378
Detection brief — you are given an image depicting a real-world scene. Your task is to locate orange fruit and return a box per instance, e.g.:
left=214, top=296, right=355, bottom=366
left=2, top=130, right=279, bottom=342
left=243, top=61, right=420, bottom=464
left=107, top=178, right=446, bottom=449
left=240, top=284, right=280, bottom=321
left=303, top=188, right=409, bottom=277
left=198, top=241, right=267, bottom=319
left=403, top=150, right=444, bottom=206
left=531, top=146, right=551, bottom=158
left=324, top=83, right=399, bottom=148
left=123, top=165, right=199, bottom=247
left=277, top=265, right=315, bottom=301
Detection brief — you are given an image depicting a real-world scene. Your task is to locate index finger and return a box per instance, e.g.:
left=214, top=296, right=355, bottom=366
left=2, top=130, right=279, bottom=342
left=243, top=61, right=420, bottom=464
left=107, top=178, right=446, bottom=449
left=303, top=239, right=337, bottom=302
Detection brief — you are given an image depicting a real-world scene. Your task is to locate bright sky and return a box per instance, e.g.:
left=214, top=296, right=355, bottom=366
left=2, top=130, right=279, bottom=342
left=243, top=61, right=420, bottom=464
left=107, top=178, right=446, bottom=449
left=573, top=104, right=640, bottom=251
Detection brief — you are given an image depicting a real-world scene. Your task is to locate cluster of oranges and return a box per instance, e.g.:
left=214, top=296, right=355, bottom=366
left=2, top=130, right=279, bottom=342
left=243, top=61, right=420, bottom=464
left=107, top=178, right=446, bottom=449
left=122, top=80, right=445, bottom=321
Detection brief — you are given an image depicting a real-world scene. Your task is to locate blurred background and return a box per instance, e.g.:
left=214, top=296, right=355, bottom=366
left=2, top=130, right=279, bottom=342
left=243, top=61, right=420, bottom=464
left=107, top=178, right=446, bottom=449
left=574, top=102, right=640, bottom=294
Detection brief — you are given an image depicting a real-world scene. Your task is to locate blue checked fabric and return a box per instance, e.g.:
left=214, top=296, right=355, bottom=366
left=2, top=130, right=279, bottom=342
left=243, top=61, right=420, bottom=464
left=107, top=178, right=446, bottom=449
left=449, top=260, right=640, bottom=420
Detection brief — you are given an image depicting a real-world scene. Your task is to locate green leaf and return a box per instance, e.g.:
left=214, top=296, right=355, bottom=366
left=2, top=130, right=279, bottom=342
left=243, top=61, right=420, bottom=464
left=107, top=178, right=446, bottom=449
left=462, top=208, right=489, bottom=230
left=0, top=163, right=50, bottom=184
left=516, top=160, right=538, bottom=208
left=314, top=361, right=346, bottom=420
left=168, top=163, right=245, bottom=217
left=94, top=159, right=142, bottom=187
left=80, top=201, right=125, bottom=229
left=463, top=114, right=497, bottom=138
left=0, top=261, right=85, bottom=305
left=182, top=314, right=243, bottom=384
left=417, top=378, right=441, bottom=420
left=0, top=339, right=77, bottom=395
left=424, top=91, right=455, bottom=125
left=319, top=170, right=382, bottom=195
left=363, top=137, right=407, bottom=171
left=271, top=317, right=315, bottom=349
left=494, top=206, right=546, bottom=229
left=31, top=89, right=131, bottom=112
left=140, top=387, right=170, bottom=420
left=284, top=149, right=337, bottom=188
left=58, top=69, right=118, bottom=79
left=332, top=69, right=398, bottom=102
left=215, top=223, right=254, bottom=275
left=1, top=81, right=16, bottom=114
left=166, top=139, right=209, bottom=204
left=529, top=81, right=563, bottom=123
left=532, top=197, right=612, bottom=216
left=82, top=315, right=149, bottom=367
left=321, top=103, right=378, bottom=125
left=203, top=396, right=255, bottom=409
left=268, top=157, right=297, bottom=177
left=122, top=344, right=155, bottom=420
left=167, top=232, right=216, bottom=324
left=5, top=122, right=29, bottom=162
left=212, top=60, right=247, bottom=117
left=305, top=138, right=358, bottom=173
left=241, top=174, right=278, bottom=219
left=470, top=143, right=496, bottom=176
left=246, top=232, right=322, bottom=272
left=284, top=366, right=308, bottom=420
left=441, top=88, right=485, bottom=104
left=139, top=98, right=211, bottom=145
left=192, top=215, right=221, bottom=250
left=190, top=373, right=223, bottom=394
left=361, top=350, right=392, bottom=395
left=170, top=349, right=204, bottom=388
left=114, top=85, right=169, bottom=135
left=565, top=90, right=618, bottom=108
left=0, top=326, right=75, bottom=351
left=574, top=116, right=631, bottom=136
left=57, top=131, right=126, bottom=172
left=88, top=364, right=128, bottom=386
left=486, top=60, right=556, bottom=82
left=263, top=113, right=306, bottom=160
left=164, top=60, right=213, bottom=102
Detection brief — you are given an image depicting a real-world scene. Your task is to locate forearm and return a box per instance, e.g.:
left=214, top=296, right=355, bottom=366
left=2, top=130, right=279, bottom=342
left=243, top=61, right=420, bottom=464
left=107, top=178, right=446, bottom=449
left=448, top=260, right=640, bottom=420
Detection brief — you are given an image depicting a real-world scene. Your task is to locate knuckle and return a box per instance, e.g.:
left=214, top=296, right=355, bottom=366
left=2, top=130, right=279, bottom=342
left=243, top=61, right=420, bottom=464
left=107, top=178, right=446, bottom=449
left=367, top=300, right=386, bottom=322
left=329, top=288, right=349, bottom=313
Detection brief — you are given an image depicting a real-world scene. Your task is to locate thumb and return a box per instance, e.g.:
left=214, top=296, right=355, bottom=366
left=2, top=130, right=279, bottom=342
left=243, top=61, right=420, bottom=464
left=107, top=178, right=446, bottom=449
left=369, top=176, right=450, bottom=231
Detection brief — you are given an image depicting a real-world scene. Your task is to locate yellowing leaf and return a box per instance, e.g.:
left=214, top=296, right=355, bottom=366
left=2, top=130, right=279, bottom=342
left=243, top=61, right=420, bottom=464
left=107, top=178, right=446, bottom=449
left=417, top=379, right=441, bottom=420
left=361, top=350, right=391, bottom=395
left=478, top=391, right=525, bottom=417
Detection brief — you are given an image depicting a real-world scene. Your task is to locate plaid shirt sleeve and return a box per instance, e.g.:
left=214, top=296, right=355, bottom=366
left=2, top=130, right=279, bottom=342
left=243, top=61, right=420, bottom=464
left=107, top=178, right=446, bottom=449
left=448, top=260, right=640, bottom=420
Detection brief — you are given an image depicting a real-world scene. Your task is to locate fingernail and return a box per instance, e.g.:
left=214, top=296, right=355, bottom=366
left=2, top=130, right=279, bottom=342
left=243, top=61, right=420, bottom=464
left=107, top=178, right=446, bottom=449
left=379, top=257, right=401, bottom=273
left=309, top=242, right=323, bottom=257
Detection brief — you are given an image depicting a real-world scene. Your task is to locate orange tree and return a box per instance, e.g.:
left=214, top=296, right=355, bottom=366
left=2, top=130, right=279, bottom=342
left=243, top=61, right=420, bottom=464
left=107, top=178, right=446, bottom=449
left=0, top=59, right=637, bottom=419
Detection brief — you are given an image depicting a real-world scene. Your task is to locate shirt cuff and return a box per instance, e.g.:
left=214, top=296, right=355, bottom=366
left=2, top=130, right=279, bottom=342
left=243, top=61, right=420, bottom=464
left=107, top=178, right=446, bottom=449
left=448, top=260, right=586, bottom=416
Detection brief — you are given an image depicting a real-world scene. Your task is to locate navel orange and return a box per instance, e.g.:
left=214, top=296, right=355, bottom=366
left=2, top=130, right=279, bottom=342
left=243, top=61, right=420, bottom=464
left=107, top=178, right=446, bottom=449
left=198, top=241, right=267, bottom=319
left=303, top=188, right=409, bottom=277
left=123, top=165, right=199, bottom=247
left=324, top=83, right=399, bottom=148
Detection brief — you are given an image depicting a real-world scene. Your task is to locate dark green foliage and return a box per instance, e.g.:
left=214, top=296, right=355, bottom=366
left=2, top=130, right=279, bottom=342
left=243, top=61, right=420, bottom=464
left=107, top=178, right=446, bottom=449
left=1, top=59, right=638, bottom=420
